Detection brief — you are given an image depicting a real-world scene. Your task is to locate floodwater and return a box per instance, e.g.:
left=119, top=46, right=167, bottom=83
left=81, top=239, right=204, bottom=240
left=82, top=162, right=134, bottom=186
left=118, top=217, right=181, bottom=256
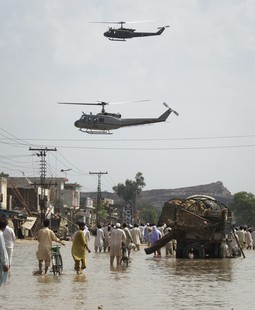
left=0, top=238, right=254, bottom=310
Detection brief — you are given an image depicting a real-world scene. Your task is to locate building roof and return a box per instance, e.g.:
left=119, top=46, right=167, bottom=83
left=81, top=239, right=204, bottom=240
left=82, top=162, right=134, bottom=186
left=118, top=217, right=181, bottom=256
left=0, top=209, right=27, bottom=219
left=65, top=183, right=82, bottom=189
left=7, top=177, right=66, bottom=189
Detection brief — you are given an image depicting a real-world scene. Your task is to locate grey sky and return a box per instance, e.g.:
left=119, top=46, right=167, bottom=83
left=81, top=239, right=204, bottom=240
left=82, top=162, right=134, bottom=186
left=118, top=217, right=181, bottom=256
left=1, top=0, right=255, bottom=195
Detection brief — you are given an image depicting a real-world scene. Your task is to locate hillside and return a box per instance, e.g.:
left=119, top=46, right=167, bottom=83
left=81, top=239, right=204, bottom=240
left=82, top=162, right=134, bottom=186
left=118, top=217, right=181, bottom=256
left=81, top=181, right=233, bottom=210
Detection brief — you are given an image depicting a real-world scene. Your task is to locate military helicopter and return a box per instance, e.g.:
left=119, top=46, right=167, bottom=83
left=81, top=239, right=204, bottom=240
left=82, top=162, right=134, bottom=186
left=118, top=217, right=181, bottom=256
left=58, top=101, right=178, bottom=134
left=94, top=21, right=170, bottom=41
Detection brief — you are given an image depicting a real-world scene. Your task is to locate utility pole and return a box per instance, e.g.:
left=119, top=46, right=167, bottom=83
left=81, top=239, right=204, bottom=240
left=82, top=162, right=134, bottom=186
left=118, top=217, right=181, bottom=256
left=89, top=171, right=108, bottom=224
left=29, top=147, right=57, bottom=226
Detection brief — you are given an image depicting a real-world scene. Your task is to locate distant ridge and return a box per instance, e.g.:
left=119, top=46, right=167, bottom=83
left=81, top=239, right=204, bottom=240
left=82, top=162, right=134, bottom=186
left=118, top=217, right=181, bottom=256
left=81, top=181, right=232, bottom=210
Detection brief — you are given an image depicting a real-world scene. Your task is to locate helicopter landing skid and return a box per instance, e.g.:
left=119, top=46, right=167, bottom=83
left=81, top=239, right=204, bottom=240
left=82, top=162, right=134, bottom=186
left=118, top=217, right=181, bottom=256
left=108, top=38, right=126, bottom=42
left=79, top=129, right=113, bottom=135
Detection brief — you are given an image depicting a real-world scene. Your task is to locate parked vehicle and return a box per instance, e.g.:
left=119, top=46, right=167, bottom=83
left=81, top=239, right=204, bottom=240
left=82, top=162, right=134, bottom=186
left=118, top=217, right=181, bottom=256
left=145, top=195, right=242, bottom=259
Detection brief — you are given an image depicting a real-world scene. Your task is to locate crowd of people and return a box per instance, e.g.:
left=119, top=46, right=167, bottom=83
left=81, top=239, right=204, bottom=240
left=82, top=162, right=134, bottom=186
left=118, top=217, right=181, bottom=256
left=0, top=218, right=179, bottom=285
left=91, top=222, right=177, bottom=265
left=34, top=220, right=170, bottom=275
left=33, top=221, right=255, bottom=271
left=34, top=220, right=177, bottom=275
left=232, top=226, right=255, bottom=250
left=3, top=215, right=255, bottom=286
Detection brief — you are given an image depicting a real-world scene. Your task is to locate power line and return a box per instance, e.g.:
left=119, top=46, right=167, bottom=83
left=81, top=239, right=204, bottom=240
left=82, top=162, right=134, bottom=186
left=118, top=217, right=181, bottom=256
left=49, top=144, right=255, bottom=151
left=2, top=134, right=255, bottom=142
left=0, top=127, right=33, bottom=147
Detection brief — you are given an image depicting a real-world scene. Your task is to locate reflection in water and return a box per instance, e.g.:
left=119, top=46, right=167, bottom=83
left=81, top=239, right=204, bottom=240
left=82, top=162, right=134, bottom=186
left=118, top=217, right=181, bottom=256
left=173, top=258, right=232, bottom=282
left=0, top=239, right=254, bottom=310
left=147, top=255, right=233, bottom=282
left=110, top=265, right=129, bottom=273
left=73, top=273, right=87, bottom=283
left=37, top=274, right=63, bottom=284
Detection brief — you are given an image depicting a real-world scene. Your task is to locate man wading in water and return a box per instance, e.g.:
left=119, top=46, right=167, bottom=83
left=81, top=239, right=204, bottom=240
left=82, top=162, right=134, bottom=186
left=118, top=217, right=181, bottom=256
left=36, top=219, right=65, bottom=275
left=71, top=222, right=91, bottom=274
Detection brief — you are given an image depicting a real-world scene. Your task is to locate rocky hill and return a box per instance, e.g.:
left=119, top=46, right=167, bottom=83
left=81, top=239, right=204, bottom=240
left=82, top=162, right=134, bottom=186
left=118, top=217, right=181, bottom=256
left=81, top=181, right=233, bottom=210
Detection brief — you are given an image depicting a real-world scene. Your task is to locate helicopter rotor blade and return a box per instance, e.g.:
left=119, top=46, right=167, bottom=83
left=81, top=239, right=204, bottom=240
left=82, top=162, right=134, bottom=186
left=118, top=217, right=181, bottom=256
left=58, top=102, right=108, bottom=106
left=124, top=20, right=155, bottom=24
left=58, top=99, right=150, bottom=108
left=163, top=102, right=169, bottom=109
left=158, top=25, right=170, bottom=29
left=171, top=109, right=179, bottom=116
left=163, top=102, right=179, bottom=116
left=90, top=21, right=126, bottom=25
left=90, top=20, right=154, bottom=25
left=109, top=99, right=151, bottom=105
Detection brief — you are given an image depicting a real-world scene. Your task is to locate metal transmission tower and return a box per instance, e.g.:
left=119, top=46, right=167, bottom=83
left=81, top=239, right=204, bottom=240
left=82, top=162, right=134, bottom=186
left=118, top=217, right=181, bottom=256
left=29, top=147, right=57, bottom=225
left=89, top=171, right=108, bottom=224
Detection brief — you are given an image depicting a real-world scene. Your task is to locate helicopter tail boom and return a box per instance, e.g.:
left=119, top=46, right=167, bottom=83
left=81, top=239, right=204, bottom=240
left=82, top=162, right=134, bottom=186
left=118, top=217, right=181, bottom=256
left=157, top=27, right=165, bottom=35
left=157, top=108, right=175, bottom=122
left=119, top=107, right=178, bottom=128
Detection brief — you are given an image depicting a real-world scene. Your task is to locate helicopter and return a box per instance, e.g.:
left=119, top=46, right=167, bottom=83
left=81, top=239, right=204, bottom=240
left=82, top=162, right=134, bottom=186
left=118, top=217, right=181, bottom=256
left=94, top=21, right=170, bottom=41
left=58, top=101, right=178, bottom=134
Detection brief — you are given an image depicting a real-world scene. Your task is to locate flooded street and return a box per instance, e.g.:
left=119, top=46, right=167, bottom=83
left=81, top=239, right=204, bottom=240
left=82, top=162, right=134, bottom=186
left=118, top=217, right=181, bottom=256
left=0, top=237, right=254, bottom=310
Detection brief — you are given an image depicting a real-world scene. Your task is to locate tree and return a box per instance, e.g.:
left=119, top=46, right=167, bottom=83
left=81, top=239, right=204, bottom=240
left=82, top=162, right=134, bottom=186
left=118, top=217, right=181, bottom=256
left=138, top=203, right=159, bottom=224
left=0, top=172, right=9, bottom=177
left=97, top=202, right=108, bottom=224
left=113, top=172, right=146, bottom=222
left=112, top=172, right=146, bottom=203
left=92, top=199, right=109, bottom=225
left=229, top=192, right=255, bottom=226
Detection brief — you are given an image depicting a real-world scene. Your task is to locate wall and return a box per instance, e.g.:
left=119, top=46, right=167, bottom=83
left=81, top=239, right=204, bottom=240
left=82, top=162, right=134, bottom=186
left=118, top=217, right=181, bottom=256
left=0, top=177, right=7, bottom=209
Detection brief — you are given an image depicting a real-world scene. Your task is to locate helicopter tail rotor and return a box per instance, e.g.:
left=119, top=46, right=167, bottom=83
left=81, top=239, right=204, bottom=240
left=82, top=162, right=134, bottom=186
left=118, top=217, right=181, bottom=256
left=158, top=25, right=170, bottom=29
left=163, top=102, right=179, bottom=116
left=156, top=25, right=170, bottom=35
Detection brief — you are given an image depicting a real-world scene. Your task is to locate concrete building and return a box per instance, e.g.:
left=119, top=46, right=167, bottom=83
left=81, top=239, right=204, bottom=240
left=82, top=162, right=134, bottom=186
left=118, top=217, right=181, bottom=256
left=0, top=177, right=83, bottom=237
left=79, top=196, right=96, bottom=226
left=58, top=182, right=81, bottom=233
left=0, top=177, right=7, bottom=210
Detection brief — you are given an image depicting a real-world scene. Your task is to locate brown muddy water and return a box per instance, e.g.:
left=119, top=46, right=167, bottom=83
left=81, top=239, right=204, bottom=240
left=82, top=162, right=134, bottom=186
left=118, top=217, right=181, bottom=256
left=0, top=237, right=254, bottom=310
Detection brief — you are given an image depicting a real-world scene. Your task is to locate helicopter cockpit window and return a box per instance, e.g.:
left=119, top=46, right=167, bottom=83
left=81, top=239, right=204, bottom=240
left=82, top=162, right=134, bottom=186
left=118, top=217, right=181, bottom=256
left=93, top=117, right=98, bottom=123
left=81, top=115, right=86, bottom=120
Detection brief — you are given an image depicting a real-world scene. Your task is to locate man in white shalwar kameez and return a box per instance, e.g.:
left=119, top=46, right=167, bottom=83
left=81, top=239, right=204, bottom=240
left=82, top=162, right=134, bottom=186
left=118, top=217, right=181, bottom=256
left=0, top=218, right=9, bottom=287
left=110, top=223, right=126, bottom=266
left=131, top=223, right=141, bottom=250
left=3, top=224, right=16, bottom=268
left=94, top=225, right=105, bottom=252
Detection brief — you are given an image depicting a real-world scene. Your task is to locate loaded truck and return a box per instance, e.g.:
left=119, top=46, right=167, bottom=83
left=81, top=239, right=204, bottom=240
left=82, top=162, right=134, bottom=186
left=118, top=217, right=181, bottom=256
left=145, top=195, right=242, bottom=259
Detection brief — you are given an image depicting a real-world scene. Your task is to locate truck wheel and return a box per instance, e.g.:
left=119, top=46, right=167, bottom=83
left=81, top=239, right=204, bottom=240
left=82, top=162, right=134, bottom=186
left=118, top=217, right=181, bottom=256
left=175, top=247, right=183, bottom=258
left=183, top=244, right=205, bottom=259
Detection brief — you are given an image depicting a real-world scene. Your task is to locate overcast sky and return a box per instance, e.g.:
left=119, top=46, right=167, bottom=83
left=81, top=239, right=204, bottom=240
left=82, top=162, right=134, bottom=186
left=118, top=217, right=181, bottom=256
left=1, top=0, right=255, bottom=195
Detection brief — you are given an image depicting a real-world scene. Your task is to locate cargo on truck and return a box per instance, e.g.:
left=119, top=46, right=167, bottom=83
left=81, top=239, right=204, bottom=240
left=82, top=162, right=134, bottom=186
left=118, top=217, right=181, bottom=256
left=145, top=195, right=243, bottom=259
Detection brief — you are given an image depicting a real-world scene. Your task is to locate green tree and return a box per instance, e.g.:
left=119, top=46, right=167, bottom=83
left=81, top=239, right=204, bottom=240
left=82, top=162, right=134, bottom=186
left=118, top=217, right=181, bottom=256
left=95, top=201, right=109, bottom=225
left=229, top=191, right=255, bottom=226
left=113, top=172, right=146, bottom=222
left=0, top=172, right=9, bottom=177
left=112, top=172, right=146, bottom=202
left=138, top=203, right=159, bottom=224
